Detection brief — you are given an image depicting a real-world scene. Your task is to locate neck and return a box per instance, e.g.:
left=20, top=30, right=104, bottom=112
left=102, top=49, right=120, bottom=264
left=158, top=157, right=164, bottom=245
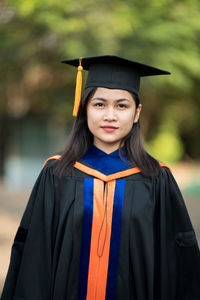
left=93, top=140, right=124, bottom=154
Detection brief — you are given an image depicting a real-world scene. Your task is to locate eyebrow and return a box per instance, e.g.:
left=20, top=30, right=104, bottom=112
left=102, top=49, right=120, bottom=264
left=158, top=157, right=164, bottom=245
left=91, top=97, right=130, bottom=103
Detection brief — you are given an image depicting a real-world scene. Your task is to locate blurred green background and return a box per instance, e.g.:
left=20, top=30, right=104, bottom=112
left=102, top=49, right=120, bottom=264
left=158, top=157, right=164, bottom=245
left=1, top=0, right=200, bottom=184
left=0, top=0, right=200, bottom=293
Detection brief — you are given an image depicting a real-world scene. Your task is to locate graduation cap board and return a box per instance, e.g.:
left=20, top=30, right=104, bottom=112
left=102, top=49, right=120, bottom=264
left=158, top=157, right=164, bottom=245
left=61, top=55, right=171, bottom=117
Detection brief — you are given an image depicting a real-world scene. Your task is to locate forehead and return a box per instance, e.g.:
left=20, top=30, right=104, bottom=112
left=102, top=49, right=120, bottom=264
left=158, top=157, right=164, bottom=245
left=91, top=87, right=134, bottom=100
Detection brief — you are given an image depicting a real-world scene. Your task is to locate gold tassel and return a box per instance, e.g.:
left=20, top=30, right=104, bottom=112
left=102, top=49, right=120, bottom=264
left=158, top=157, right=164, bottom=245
left=72, top=57, right=83, bottom=117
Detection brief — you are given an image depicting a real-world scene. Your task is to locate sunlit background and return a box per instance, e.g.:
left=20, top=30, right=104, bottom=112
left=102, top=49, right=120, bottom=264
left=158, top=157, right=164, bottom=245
left=1, top=0, right=200, bottom=293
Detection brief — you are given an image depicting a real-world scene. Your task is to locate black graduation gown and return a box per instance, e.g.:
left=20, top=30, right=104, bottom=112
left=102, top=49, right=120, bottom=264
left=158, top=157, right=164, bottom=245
left=1, top=147, right=200, bottom=300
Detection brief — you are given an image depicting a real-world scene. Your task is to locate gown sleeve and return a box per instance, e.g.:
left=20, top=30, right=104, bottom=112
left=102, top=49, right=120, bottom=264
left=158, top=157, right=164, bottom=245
left=1, top=160, right=56, bottom=300
left=154, top=166, right=200, bottom=300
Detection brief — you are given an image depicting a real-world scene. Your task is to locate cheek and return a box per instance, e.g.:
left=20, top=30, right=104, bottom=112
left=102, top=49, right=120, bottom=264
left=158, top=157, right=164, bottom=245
left=87, top=106, right=102, bottom=122
left=120, top=111, right=135, bottom=130
left=86, top=106, right=100, bottom=131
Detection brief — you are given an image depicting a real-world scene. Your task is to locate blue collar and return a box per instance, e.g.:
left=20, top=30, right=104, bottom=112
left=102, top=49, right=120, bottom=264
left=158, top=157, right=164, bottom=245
left=80, top=144, right=133, bottom=175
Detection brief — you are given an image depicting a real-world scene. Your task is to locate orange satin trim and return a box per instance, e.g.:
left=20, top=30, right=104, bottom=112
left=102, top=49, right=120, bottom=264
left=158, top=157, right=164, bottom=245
left=74, top=161, right=142, bottom=181
left=86, top=179, right=116, bottom=300
left=42, top=155, right=61, bottom=168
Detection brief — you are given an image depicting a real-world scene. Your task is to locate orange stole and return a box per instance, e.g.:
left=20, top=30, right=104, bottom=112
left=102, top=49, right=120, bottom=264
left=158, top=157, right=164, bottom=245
left=86, top=179, right=116, bottom=300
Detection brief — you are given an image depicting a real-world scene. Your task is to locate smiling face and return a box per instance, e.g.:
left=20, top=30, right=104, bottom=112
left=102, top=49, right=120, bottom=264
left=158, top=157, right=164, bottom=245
left=86, top=87, right=142, bottom=154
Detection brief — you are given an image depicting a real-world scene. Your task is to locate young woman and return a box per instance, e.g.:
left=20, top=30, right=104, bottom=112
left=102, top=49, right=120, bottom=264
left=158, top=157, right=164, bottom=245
left=1, top=55, right=200, bottom=300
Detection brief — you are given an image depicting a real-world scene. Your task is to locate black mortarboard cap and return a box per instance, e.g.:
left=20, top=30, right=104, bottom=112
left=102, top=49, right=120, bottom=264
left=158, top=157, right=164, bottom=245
left=61, top=55, right=170, bottom=116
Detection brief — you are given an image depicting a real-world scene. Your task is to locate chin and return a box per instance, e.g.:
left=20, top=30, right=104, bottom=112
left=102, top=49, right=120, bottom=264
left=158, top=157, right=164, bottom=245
left=96, top=136, right=122, bottom=145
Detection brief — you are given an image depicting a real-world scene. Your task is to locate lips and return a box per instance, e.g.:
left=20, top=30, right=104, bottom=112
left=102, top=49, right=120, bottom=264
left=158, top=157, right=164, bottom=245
left=101, top=126, right=118, bottom=129
left=101, top=126, right=118, bottom=132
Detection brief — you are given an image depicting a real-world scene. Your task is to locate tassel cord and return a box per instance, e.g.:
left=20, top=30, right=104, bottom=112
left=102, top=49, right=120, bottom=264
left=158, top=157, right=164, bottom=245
left=97, top=182, right=108, bottom=257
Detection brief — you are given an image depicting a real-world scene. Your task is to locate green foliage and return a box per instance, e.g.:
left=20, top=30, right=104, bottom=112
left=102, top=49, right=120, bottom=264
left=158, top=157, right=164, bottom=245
left=146, top=132, right=184, bottom=164
left=145, top=106, right=185, bottom=163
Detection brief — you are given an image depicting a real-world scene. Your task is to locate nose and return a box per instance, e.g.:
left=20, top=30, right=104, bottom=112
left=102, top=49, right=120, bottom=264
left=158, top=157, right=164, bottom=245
left=104, top=107, right=117, bottom=121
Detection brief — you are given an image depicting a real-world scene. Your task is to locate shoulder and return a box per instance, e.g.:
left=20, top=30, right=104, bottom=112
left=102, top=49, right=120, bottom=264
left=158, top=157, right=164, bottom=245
left=41, top=155, right=74, bottom=178
left=153, top=162, right=177, bottom=186
left=156, top=162, right=182, bottom=195
left=158, top=162, right=176, bottom=181
left=36, top=155, right=62, bottom=179
left=159, top=162, right=172, bottom=174
left=42, top=155, right=61, bottom=169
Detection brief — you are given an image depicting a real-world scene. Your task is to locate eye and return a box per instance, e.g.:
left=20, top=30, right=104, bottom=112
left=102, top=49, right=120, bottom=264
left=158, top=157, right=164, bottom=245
left=94, top=102, right=104, bottom=107
left=118, top=104, right=127, bottom=108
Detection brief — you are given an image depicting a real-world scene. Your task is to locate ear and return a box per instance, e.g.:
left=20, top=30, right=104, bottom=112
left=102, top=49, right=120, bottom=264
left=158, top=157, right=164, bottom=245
left=133, top=104, right=142, bottom=123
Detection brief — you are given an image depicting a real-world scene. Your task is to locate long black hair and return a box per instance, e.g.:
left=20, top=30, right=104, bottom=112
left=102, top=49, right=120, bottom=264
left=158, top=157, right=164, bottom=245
left=51, top=87, right=161, bottom=178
